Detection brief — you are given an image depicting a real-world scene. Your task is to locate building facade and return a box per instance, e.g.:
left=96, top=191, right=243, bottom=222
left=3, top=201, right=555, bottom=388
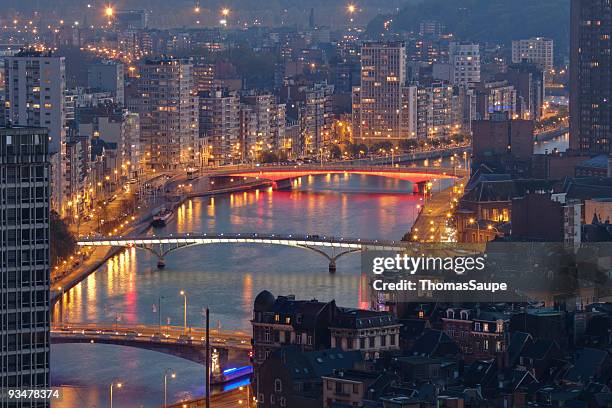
left=0, top=127, right=50, bottom=402
left=569, top=0, right=612, bottom=153
left=198, top=88, right=240, bottom=165
left=3, top=50, right=66, bottom=214
left=355, top=42, right=407, bottom=144
left=512, top=37, right=554, bottom=72
left=449, top=42, right=481, bottom=86
left=134, top=57, right=198, bottom=170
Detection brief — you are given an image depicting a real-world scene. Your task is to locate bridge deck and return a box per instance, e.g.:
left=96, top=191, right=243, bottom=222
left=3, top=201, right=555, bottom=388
left=77, top=232, right=411, bottom=251
left=51, top=323, right=251, bottom=350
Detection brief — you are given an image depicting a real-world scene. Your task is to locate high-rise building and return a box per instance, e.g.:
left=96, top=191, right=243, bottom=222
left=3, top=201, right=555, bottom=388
left=281, top=80, right=334, bottom=154
left=198, top=88, right=240, bottom=165
left=87, top=61, right=125, bottom=106
left=134, top=58, right=198, bottom=170
left=449, top=42, right=481, bottom=86
left=4, top=50, right=67, bottom=214
left=3, top=50, right=66, bottom=155
left=512, top=37, right=554, bottom=72
left=0, top=126, right=50, bottom=399
left=570, top=0, right=612, bottom=153
left=354, top=42, right=407, bottom=144
left=240, top=94, right=286, bottom=161
left=415, top=82, right=458, bottom=140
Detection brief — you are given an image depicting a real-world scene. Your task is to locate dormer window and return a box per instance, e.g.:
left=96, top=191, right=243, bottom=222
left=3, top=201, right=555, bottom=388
left=447, top=309, right=455, bottom=319
left=285, top=317, right=291, bottom=324
left=460, top=311, right=469, bottom=320
left=275, top=314, right=280, bottom=322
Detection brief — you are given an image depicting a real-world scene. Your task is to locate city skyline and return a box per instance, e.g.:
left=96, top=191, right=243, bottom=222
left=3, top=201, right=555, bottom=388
left=0, top=0, right=610, bottom=407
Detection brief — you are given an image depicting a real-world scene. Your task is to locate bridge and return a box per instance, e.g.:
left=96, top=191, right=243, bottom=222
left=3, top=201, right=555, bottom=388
left=51, top=323, right=251, bottom=379
left=77, top=233, right=411, bottom=271
left=210, top=164, right=464, bottom=193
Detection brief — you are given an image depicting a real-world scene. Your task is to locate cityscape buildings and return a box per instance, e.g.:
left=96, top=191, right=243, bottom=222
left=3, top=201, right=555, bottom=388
left=0, top=2, right=610, bottom=408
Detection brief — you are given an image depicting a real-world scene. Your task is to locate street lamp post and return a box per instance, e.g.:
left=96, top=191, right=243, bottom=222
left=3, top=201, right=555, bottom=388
left=239, top=385, right=251, bottom=406
left=158, top=295, right=166, bottom=334
left=179, top=290, right=188, bottom=333
left=109, top=382, right=122, bottom=408
left=468, top=218, right=481, bottom=243
left=164, top=369, right=176, bottom=407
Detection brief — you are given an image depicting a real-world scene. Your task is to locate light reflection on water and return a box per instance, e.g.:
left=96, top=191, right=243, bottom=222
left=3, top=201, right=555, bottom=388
left=52, top=173, right=440, bottom=407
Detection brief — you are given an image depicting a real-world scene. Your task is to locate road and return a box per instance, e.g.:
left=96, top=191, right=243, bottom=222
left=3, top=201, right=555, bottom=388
left=51, top=323, right=252, bottom=351
left=409, top=176, right=467, bottom=243
left=168, top=387, right=254, bottom=408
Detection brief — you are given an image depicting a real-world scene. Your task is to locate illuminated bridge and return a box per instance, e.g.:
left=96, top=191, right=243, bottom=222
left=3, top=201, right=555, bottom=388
left=210, top=164, right=464, bottom=192
left=77, top=233, right=411, bottom=272
left=51, top=323, right=251, bottom=380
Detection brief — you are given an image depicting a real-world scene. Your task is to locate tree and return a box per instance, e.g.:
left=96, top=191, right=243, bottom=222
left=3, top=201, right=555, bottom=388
left=50, top=211, right=76, bottom=267
left=260, top=151, right=278, bottom=163
left=330, top=145, right=342, bottom=159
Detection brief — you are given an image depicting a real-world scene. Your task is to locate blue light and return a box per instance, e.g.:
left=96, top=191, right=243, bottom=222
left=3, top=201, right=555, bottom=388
left=223, top=365, right=252, bottom=375
left=223, top=377, right=250, bottom=392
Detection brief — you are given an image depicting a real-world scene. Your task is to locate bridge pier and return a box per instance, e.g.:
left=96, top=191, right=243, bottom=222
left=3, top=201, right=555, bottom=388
left=157, top=256, right=165, bottom=269
left=329, top=260, right=336, bottom=273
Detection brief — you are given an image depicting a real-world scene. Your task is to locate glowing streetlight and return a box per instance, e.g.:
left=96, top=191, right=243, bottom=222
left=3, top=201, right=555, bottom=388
left=105, top=6, right=114, bottom=18
left=179, top=290, right=187, bottom=333
left=347, top=3, right=356, bottom=13
left=109, top=382, right=122, bottom=408
left=164, top=369, right=176, bottom=407
left=221, top=8, right=230, bottom=17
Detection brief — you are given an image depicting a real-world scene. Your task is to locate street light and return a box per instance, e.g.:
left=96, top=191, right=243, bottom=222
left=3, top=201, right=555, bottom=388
left=239, top=386, right=251, bottom=406
left=164, top=369, right=176, bottom=407
left=109, top=382, right=122, bottom=408
left=468, top=218, right=481, bottom=242
left=105, top=5, right=114, bottom=18
left=179, top=290, right=188, bottom=333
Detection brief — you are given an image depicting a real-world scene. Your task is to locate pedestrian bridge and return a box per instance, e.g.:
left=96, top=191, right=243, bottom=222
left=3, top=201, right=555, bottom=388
left=51, top=323, right=251, bottom=377
left=77, top=233, right=412, bottom=271
left=212, top=164, right=463, bottom=192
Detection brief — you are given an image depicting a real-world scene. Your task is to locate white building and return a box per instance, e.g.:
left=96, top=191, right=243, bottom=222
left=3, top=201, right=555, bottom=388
left=449, top=42, right=481, bottom=87
left=198, top=88, right=240, bottom=164
left=354, top=42, right=408, bottom=144
left=512, top=37, right=554, bottom=72
left=240, top=94, right=286, bottom=161
left=134, top=57, right=198, bottom=170
left=4, top=50, right=67, bottom=213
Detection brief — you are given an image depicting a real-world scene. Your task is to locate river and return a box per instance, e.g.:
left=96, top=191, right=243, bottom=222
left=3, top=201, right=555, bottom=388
left=51, top=173, right=436, bottom=407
